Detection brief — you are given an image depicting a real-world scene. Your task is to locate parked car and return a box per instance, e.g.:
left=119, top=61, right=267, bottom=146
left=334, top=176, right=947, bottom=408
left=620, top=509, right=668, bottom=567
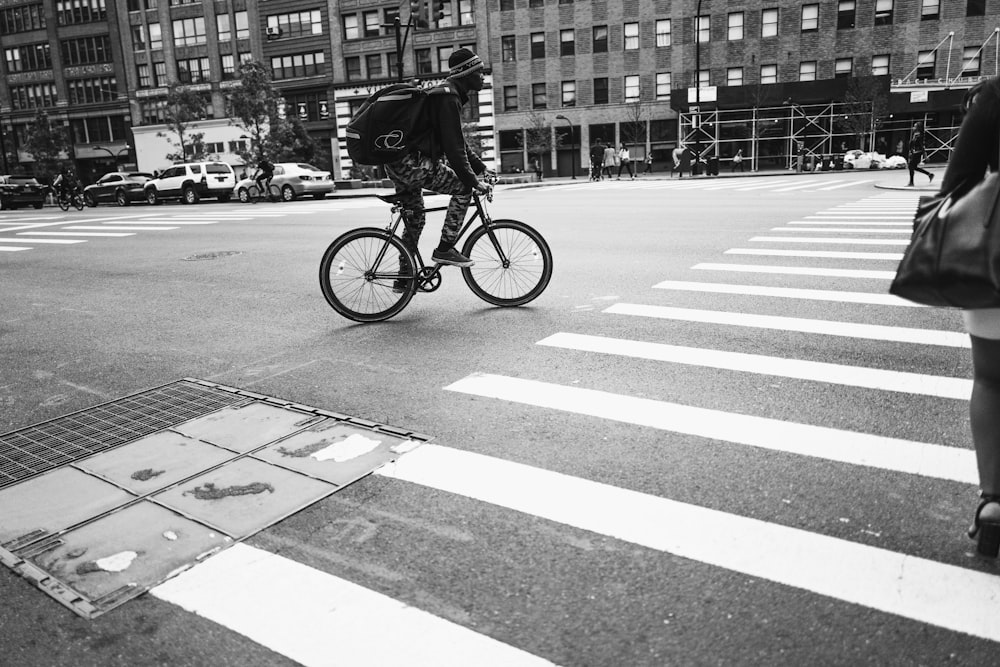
left=235, top=163, right=335, bottom=202
left=0, top=174, right=46, bottom=210
left=83, top=171, right=154, bottom=207
left=144, top=161, right=236, bottom=204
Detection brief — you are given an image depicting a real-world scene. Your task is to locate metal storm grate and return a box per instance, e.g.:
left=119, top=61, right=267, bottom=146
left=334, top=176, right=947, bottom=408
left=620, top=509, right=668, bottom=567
left=0, top=380, right=249, bottom=490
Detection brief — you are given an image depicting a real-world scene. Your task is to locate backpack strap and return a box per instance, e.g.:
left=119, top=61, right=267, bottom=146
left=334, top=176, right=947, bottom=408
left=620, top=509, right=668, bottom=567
left=426, top=83, right=459, bottom=97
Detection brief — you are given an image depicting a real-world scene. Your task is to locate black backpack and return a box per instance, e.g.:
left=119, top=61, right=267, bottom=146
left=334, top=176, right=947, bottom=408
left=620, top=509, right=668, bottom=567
left=345, top=83, right=430, bottom=165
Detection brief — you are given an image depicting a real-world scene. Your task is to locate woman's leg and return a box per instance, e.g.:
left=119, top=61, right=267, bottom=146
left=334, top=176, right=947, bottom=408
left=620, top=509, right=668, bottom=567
left=964, top=310, right=1000, bottom=495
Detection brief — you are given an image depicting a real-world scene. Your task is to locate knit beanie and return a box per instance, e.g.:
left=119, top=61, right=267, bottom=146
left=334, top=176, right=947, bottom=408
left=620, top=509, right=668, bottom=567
left=448, top=48, right=484, bottom=78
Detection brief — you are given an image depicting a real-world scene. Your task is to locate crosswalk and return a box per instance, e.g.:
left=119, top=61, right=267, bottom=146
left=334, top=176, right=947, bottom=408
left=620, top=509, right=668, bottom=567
left=147, top=191, right=1000, bottom=663
left=537, top=174, right=880, bottom=193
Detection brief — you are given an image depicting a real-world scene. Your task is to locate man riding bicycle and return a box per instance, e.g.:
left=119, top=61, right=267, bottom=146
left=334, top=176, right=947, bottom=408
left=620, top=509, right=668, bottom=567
left=52, top=164, right=77, bottom=199
left=254, top=156, right=274, bottom=197
left=384, top=47, right=494, bottom=279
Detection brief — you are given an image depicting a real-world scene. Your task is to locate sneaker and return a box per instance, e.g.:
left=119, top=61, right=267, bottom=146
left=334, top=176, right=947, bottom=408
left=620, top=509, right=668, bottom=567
left=431, top=247, right=474, bottom=267
left=392, top=279, right=409, bottom=294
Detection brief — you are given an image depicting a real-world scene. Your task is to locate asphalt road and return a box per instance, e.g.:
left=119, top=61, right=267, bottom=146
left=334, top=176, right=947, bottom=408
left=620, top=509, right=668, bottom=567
left=2, top=170, right=995, bottom=666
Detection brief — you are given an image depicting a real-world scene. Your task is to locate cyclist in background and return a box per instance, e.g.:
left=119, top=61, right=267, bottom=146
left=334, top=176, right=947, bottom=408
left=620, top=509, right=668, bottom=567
left=255, top=155, right=274, bottom=196
left=53, top=164, right=74, bottom=198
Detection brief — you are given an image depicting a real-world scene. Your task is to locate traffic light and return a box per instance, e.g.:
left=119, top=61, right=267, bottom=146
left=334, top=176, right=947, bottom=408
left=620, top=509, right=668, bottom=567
left=433, top=0, right=447, bottom=21
left=409, top=0, right=428, bottom=28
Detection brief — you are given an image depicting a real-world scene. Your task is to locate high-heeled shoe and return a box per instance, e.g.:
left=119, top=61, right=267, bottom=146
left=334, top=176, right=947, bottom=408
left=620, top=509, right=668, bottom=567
left=967, top=494, right=1000, bottom=557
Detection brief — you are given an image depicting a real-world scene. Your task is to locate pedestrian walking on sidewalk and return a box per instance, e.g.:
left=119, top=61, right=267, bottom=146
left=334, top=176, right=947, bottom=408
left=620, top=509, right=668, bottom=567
left=602, top=144, right=617, bottom=180
left=642, top=153, right=653, bottom=175
left=590, top=139, right=605, bottom=181
left=906, top=121, right=934, bottom=187
left=731, top=148, right=744, bottom=172
left=531, top=157, right=543, bottom=182
left=671, top=144, right=686, bottom=178
left=617, top=144, right=634, bottom=180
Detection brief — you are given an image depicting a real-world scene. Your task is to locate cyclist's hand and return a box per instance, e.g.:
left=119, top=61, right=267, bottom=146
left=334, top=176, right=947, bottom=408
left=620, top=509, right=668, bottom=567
left=482, top=169, right=498, bottom=185
left=473, top=179, right=491, bottom=195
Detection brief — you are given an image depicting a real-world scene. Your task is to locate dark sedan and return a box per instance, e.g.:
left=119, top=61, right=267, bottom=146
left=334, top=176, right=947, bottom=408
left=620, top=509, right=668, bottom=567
left=0, top=174, right=46, bottom=210
left=83, top=171, right=154, bottom=207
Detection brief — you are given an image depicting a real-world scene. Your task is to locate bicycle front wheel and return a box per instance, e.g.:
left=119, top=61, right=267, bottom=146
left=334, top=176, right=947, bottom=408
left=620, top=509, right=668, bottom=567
left=319, top=228, right=417, bottom=323
left=461, top=219, right=552, bottom=307
left=72, top=194, right=85, bottom=211
left=57, top=195, right=70, bottom=211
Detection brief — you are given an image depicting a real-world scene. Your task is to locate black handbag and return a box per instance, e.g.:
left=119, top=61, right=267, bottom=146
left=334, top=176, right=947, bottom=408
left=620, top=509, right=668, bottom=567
left=889, top=171, right=1000, bottom=308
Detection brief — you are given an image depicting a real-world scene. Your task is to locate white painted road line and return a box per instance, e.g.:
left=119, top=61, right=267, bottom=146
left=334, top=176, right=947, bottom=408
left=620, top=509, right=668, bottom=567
left=0, top=246, right=31, bottom=251
left=152, top=543, right=556, bottom=667
left=652, top=279, right=923, bottom=306
left=815, top=179, right=875, bottom=190
left=378, top=443, right=995, bottom=641
left=107, top=220, right=219, bottom=225
left=0, top=237, right=85, bottom=244
left=17, top=231, right=134, bottom=237
left=724, top=248, right=903, bottom=260
left=604, top=303, right=969, bottom=347
left=787, top=221, right=910, bottom=226
left=771, top=227, right=911, bottom=234
left=538, top=332, right=970, bottom=399
left=771, top=181, right=837, bottom=192
left=750, top=236, right=910, bottom=245
left=806, top=213, right=912, bottom=218
left=66, top=225, right=178, bottom=231
left=695, top=262, right=898, bottom=278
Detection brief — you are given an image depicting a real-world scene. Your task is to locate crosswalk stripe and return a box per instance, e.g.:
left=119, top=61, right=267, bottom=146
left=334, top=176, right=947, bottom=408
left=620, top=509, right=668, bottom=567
left=604, top=303, right=969, bottom=347
left=652, top=279, right=923, bottom=306
left=725, top=248, right=903, bottom=259
left=109, top=220, right=219, bottom=225
left=538, top=332, right=970, bottom=399
left=0, top=237, right=85, bottom=244
left=17, top=231, right=134, bottom=237
left=65, top=225, right=178, bottom=231
left=787, top=221, right=910, bottom=226
left=0, top=246, right=31, bottom=251
left=806, top=213, right=912, bottom=218
left=152, top=543, right=555, bottom=667
left=771, top=181, right=837, bottom=192
left=771, top=227, right=911, bottom=233
left=815, top=179, right=875, bottom=190
left=750, top=236, right=910, bottom=245
left=696, top=262, right=898, bottom=276
left=378, top=443, right=995, bottom=641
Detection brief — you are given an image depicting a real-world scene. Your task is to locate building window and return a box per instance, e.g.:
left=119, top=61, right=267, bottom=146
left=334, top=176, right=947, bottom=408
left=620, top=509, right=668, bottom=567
left=871, top=54, right=890, bottom=76
left=726, top=67, right=743, bottom=86
left=343, top=15, right=359, bottom=40
left=593, top=25, right=608, bottom=53
left=838, top=1, right=856, bottom=29
left=60, top=35, right=111, bottom=65
left=624, top=22, right=639, bottom=50
left=1, top=5, right=46, bottom=34
left=382, top=8, right=398, bottom=35
left=362, top=10, right=379, bottom=37
left=916, top=50, right=935, bottom=78
left=532, top=82, right=546, bottom=109
left=220, top=51, right=251, bottom=80
left=760, top=63, right=777, bottom=84
left=268, top=10, right=324, bottom=38
left=131, top=24, right=145, bottom=50
left=9, top=82, right=58, bottom=110
left=177, top=57, right=210, bottom=83
left=531, top=32, right=544, bottom=59
left=798, top=61, right=817, bottom=81
left=801, top=4, right=818, bottom=32
left=529, top=0, right=542, bottom=7
left=727, top=13, right=743, bottom=41
left=284, top=91, right=328, bottom=122
left=137, top=63, right=151, bottom=87
left=140, top=99, right=167, bottom=125
left=560, top=29, right=574, bottom=56
left=501, top=35, right=516, bottom=62
left=561, top=80, right=576, bottom=106
left=500, top=0, right=513, bottom=10
left=153, top=61, right=166, bottom=86
left=655, top=72, right=670, bottom=99
left=761, top=8, right=778, bottom=37
left=458, top=0, right=473, bottom=25
left=921, top=0, right=939, bottom=20
left=4, top=43, right=51, bottom=72
left=67, top=76, right=117, bottom=105
left=594, top=77, right=608, bottom=104
left=366, top=53, right=382, bottom=78
left=437, top=46, right=452, bottom=73
left=149, top=23, right=162, bottom=49
left=835, top=58, right=853, bottom=78
left=217, top=14, right=231, bottom=41
left=271, top=51, right=326, bottom=80
left=968, top=0, right=986, bottom=17
left=503, top=85, right=517, bottom=111
left=235, top=11, right=249, bottom=39
left=415, top=48, right=432, bottom=74
left=963, top=46, right=981, bottom=76
left=874, top=0, right=893, bottom=26
left=345, top=56, right=361, bottom=81
left=127, top=0, right=157, bottom=9
left=56, top=0, right=106, bottom=25
left=656, top=19, right=671, bottom=47
left=698, top=69, right=709, bottom=87
left=624, top=75, right=639, bottom=102
left=172, top=18, right=206, bottom=46
left=696, top=15, right=709, bottom=43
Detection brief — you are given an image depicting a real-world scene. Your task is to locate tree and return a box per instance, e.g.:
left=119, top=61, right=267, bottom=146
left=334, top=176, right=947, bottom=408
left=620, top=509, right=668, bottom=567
left=227, top=61, right=282, bottom=163
left=264, top=115, right=318, bottom=164
left=461, top=121, right=485, bottom=157
left=621, top=99, right=648, bottom=151
left=22, top=111, right=71, bottom=183
left=156, top=86, right=209, bottom=162
left=517, top=111, right=561, bottom=165
left=842, top=74, right=891, bottom=151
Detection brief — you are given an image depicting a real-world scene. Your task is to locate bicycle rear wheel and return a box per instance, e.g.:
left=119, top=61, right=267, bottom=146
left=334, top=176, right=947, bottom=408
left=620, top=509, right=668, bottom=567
left=72, top=193, right=85, bottom=211
left=319, top=228, right=417, bottom=322
left=461, top=219, right=552, bottom=307
left=57, top=194, right=70, bottom=211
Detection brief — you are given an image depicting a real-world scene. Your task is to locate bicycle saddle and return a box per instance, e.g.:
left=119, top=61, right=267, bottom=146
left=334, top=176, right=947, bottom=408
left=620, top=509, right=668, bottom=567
left=376, top=194, right=407, bottom=205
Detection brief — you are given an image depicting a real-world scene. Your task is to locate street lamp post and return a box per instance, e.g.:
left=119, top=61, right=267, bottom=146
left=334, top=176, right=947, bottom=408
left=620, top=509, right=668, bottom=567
left=693, top=0, right=703, bottom=176
left=554, top=114, right=575, bottom=179
left=92, top=144, right=131, bottom=169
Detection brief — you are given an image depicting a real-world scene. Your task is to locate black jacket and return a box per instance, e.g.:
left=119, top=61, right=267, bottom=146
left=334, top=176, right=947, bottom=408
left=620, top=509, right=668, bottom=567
left=410, top=81, right=484, bottom=189
left=942, top=78, right=1000, bottom=194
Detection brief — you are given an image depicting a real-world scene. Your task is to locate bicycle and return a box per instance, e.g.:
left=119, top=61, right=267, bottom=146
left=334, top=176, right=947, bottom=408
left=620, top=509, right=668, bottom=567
left=246, top=181, right=281, bottom=204
left=319, top=184, right=552, bottom=323
left=56, top=185, right=85, bottom=211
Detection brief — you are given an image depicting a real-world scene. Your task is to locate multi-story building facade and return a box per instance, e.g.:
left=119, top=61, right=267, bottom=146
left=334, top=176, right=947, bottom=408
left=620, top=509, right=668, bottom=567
left=0, top=0, right=998, bottom=181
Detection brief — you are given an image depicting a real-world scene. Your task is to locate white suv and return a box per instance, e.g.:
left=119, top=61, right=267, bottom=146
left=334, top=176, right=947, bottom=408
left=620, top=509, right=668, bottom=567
left=144, top=162, right=236, bottom=204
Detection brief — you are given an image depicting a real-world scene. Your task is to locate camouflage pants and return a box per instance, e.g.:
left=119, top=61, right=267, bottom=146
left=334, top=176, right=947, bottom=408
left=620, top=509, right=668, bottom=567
left=384, top=153, right=474, bottom=256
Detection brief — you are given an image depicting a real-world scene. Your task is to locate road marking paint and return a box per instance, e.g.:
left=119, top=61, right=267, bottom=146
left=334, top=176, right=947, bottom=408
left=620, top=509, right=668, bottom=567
left=538, top=332, right=970, bottom=399
left=700, top=262, right=898, bottom=276
left=17, top=231, right=134, bottom=237
left=652, top=279, right=923, bottom=306
left=733, top=179, right=802, bottom=190
left=604, top=303, right=969, bottom=347
left=787, top=221, right=910, bottom=226
left=724, top=248, right=903, bottom=259
left=378, top=443, right=995, bottom=641
left=0, top=237, right=86, bottom=244
left=65, top=225, right=178, bottom=231
left=152, top=543, right=555, bottom=667
left=805, top=213, right=912, bottom=218
left=771, top=181, right=840, bottom=192
left=750, top=236, right=910, bottom=245
left=771, top=227, right=911, bottom=234
left=815, top=179, right=875, bottom=190
left=0, top=246, right=31, bottom=251
left=108, top=220, right=220, bottom=225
